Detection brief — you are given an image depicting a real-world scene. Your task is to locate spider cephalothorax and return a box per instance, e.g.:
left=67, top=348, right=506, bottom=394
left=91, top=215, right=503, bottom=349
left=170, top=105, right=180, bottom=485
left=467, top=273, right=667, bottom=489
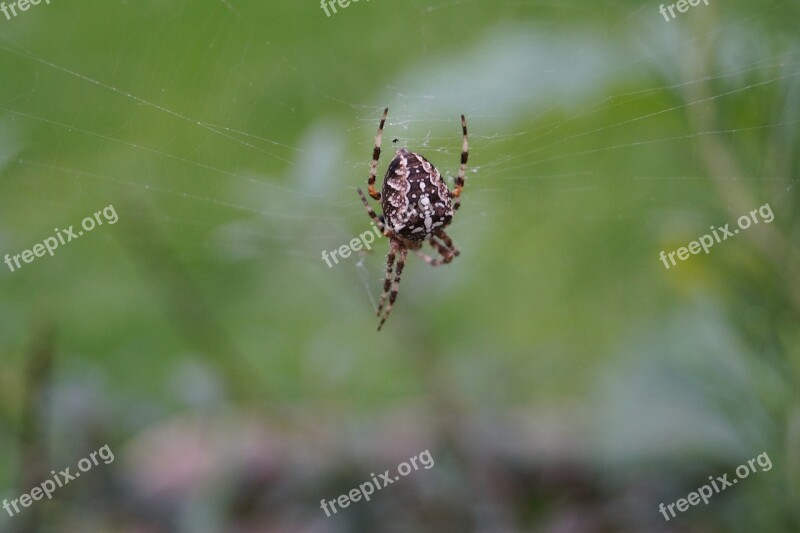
left=357, top=107, right=468, bottom=330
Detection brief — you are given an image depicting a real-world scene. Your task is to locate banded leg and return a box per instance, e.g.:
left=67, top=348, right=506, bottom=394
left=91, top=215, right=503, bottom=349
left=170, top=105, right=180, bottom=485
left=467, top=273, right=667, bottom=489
left=357, top=187, right=386, bottom=233
left=429, top=235, right=455, bottom=264
left=376, top=245, right=397, bottom=318
left=378, top=247, right=408, bottom=331
left=367, top=107, right=389, bottom=200
left=435, top=230, right=460, bottom=257
left=451, top=114, right=469, bottom=211
left=414, top=248, right=446, bottom=266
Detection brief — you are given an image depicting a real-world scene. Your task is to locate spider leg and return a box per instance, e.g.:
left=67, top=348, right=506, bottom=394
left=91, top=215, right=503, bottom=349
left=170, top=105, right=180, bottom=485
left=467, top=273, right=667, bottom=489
left=414, top=248, right=446, bottom=266
left=450, top=114, right=468, bottom=211
left=376, top=244, right=397, bottom=318
left=429, top=235, right=456, bottom=264
left=367, top=107, right=388, bottom=201
left=378, top=246, right=408, bottom=331
left=357, top=187, right=386, bottom=233
left=434, top=230, right=460, bottom=258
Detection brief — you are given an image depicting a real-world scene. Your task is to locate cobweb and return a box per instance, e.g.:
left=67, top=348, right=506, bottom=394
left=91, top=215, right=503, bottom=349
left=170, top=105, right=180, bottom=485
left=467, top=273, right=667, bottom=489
left=0, top=0, right=797, bottom=312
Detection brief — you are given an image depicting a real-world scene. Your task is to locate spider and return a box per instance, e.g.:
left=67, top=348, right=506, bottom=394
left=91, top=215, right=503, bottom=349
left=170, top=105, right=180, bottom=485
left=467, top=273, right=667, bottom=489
left=357, top=107, right=468, bottom=330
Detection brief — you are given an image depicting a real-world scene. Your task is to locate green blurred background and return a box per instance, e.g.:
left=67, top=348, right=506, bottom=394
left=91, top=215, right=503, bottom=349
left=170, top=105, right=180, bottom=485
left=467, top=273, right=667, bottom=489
left=0, top=0, right=798, bottom=531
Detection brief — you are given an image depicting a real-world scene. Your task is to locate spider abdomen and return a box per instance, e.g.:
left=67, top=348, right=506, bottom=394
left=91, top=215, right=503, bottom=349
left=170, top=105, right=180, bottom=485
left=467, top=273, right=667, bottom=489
left=381, top=149, right=453, bottom=241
